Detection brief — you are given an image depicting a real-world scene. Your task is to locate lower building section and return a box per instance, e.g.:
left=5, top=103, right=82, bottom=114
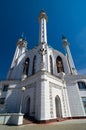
left=0, top=72, right=86, bottom=121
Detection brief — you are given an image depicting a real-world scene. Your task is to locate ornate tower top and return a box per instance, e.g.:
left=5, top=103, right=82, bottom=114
left=16, top=33, right=27, bottom=47
left=62, top=35, right=69, bottom=47
left=38, top=10, right=48, bottom=21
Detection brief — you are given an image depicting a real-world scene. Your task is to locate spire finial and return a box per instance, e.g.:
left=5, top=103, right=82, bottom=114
left=62, top=34, right=67, bottom=40
left=20, top=32, right=26, bottom=40
left=40, top=9, right=45, bottom=13
left=21, top=32, right=24, bottom=38
left=38, top=10, right=48, bottom=21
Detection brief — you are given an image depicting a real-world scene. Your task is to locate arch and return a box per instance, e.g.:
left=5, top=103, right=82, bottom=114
left=32, top=55, right=36, bottom=75
left=55, top=95, right=62, bottom=118
left=56, top=56, right=64, bottom=73
left=23, top=57, right=30, bottom=76
left=50, top=55, right=53, bottom=74
left=25, top=96, right=31, bottom=116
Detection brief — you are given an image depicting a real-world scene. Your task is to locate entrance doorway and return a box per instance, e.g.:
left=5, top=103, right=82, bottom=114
left=55, top=95, right=62, bottom=118
left=25, top=97, right=30, bottom=116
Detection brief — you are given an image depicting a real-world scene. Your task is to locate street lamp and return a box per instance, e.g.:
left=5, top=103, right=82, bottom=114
left=19, top=87, right=26, bottom=114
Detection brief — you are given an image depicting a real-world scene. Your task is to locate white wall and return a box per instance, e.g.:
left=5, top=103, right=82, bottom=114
left=66, top=83, right=85, bottom=116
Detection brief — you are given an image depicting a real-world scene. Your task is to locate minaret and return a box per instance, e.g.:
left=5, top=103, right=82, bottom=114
left=7, top=35, right=27, bottom=79
left=38, top=11, right=48, bottom=70
left=62, top=36, right=77, bottom=75
left=38, top=10, right=48, bottom=44
left=11, top=35, right=27, bottom=68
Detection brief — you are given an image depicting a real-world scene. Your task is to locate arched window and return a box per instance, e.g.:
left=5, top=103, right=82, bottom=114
left=32, top=56, right=36, bottom=75
left=56, top=56, right=64, bottom=73
left=23, top=58, right=30, bottom=76
left=50, top=55, right=53, bottom=74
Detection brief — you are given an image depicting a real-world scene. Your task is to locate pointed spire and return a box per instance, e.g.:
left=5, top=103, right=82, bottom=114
left=16, top=33, right=27, bottom=48
left=62, top=35, right=69, bottom=47
left=62, top=35, right=67, bottom=40
left=21, top=32, right=24, bottom=38
left=20, top=32, right=26, bottom=40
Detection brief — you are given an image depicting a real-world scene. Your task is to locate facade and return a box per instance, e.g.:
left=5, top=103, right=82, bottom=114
left=0, top=11, right=86, bottom=121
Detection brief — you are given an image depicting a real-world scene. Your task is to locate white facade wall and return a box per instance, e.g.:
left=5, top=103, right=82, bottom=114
left=47, top=75, right=71, bottom=118
left=66, top=83, right=85, bottom=116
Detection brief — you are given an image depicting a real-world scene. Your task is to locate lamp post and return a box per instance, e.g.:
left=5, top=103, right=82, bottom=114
left=19, top=87, right=26, bottom=114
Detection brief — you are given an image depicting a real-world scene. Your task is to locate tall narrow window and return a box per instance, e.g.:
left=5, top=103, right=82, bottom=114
left=82, top=97, right=86, bottom=113
left=55, top=95, right=62, bottom=117
left=0, top=98, right=5, bottom=104
left=50, top=55, right=53, bottom=74
left=32, top=56, right=36, bottom=75
left=56, top=56, right=64, bottom=73
left=23, top=58, right=30, bottom=76
left=78, top=82, right=86, bottom=90
left=3, top=85, right=8, bottom=92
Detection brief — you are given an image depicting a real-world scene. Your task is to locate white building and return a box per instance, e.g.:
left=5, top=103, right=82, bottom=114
left=0, top=11, right=86, bottom=122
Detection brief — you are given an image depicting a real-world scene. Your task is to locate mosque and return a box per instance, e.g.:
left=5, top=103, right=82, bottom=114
left=0, top=11, right=86, bottom=122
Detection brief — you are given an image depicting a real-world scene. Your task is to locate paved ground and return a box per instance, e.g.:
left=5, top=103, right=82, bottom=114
left=0, top=119, right=86, bottom=130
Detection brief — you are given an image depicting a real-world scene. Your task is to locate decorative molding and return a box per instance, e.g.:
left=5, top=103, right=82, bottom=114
left=49, top=82, right=62, bottom=89
left=41, top=79, right=47, bottom=82
left=49, top=86, right=54, bottom=118
left=61, top=88, right=67, bottom=116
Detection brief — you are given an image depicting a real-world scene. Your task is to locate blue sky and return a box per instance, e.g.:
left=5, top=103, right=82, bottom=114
left=0, top=0, right=86, bottom=79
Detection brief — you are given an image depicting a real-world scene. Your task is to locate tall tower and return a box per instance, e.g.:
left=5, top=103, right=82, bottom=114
left=11, top=35, right=27, bottom=69
left=38, top=10, right=48, bottom=44
left=7, top=35, right=27, bottom=79
left=62, top=36, right=77, bottom=75
left=38, top=11, right=48, bottom=70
